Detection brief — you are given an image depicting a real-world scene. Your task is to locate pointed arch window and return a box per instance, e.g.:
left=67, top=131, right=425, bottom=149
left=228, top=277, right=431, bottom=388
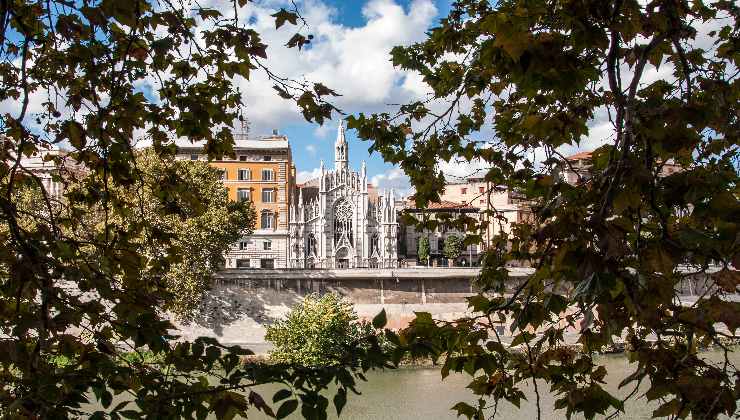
left=307, top=233, right=317, bottom=256
left=333, top=199, right=353, bottom=246
left=370, top=233, right=380, bottom=256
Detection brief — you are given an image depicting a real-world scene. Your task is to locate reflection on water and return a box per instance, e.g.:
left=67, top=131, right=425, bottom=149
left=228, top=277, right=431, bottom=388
left=248, top=349, right=738, bottom=420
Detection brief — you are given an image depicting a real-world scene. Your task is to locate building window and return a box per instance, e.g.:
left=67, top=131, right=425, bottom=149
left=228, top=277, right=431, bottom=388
left=237, top=188, right=250, bottom=202
left=263, top=240, right=272, bottom=250
left=262, top=188, right=274, bottom=203
left=190, top=154, right=198, bottom=161
left=461, top=188, right=467, bottom=194
left=219, top=170, right=227, bottom=180
left=479, top=199, right=485, bottom=204
left=307, top=233, right=317, bottom=256
left=262, top=169, right=274, bottom=181
left=261, top=211, right=274, bottom=229
left=239, top=155, right=247, bottom=161
left=479, top=186, right=485, bottom=193
left=238, top=169, right=251, bottom=180
left=461, top=200, right=466, bottom=205
left=236, top=259, right=250, bottom=268
left=333, top=199, right=353, bottom=246
left=263, top=155, right=272, bottom=161
left=370, top=233, right=380, bottom=256
left=238, top=241, right=249, bottom=250
left=260, top=259, right=274, bottom=269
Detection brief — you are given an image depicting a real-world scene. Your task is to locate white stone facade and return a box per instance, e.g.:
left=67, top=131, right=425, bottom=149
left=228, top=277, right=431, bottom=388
left=288, top=123, right=399, bottom=269
left=225, top=230, right=288, bottom=269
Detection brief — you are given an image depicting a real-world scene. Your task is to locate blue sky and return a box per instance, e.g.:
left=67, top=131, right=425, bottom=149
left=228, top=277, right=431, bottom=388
left=237, top=0, right=454, bottom=194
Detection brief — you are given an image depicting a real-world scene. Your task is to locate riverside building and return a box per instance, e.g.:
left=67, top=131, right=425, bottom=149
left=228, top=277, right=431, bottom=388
left=287, top=123, right=399, bottom=269
left=438, top=178, right=533, bottom=251
left=176, top=132, right=295, bottom=269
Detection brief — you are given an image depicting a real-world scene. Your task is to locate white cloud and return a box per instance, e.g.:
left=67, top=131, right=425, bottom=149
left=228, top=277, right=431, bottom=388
left=313, top=123, right=332, bottom=139
left=370, top=167, right=413, bottom=197
left=220, top=0, right=438, bottom=134
left=297, top=167, right=321, bottom=183
left=305, top=144, right=317, bottom=155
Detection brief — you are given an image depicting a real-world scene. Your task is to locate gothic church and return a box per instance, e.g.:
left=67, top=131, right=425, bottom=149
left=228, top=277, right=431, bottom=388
left=288, top=123, right=398, bottom=268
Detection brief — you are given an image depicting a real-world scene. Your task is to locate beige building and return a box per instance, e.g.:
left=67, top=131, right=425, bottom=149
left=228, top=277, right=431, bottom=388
left=438, top=177, right=532, bottom=249
left=400, top=200, right=482, bottom=266
left=176, top=133, right=295, bottom=269
left=562, top=150, right=683, bottom=185
left=10, top=148, right=85, bottom=199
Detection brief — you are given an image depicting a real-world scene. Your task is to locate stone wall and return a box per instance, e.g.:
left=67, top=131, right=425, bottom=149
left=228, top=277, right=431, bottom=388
left=171, top=267, right=730, bottom=351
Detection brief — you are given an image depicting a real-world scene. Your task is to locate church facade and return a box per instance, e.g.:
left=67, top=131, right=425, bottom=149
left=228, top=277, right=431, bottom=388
left=288, top=123, right=399, bottom=269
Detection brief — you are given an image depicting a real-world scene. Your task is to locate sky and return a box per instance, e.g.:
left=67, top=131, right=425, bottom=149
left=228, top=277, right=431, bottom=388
left=5, top=0, right=720, bottom=196
left=230, top=0, right=454, bottom=196
left=234, top=0, right=725, bottom=197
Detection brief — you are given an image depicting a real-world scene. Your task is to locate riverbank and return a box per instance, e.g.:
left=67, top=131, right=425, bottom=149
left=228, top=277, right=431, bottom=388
left=242, top=336, right=740, bottom=367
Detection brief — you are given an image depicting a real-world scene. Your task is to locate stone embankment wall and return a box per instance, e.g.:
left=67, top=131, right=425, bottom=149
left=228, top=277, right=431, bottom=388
left=172, top=267, right=725, bottom=351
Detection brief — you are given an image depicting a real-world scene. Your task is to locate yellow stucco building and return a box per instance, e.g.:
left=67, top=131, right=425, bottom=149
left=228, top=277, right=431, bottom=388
left=176, top=133, right=295, bottom=268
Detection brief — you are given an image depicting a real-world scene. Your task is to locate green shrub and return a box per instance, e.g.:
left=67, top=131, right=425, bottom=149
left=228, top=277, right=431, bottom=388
left=417, top=236, right=430, bottom=264
left=443, top=235, right=463, bottom=263
left=265, top=293, right=371, bottom=367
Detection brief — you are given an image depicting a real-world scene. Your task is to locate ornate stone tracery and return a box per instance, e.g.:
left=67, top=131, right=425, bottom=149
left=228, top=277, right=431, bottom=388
left=333, top=199, right=353, bottom=246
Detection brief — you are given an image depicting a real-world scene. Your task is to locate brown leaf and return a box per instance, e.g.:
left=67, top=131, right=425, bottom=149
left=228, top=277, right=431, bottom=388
left=249, top=391, right=275, bottom=417
left=712, top=268, right=740, bottom=293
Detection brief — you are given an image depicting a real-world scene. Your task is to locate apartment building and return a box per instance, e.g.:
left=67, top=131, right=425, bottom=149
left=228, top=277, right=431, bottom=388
left=400, top=199, right=482, bottom=266
left=176, top=133, right=296, bottom=269
left=562, top=150, right=683, bottom=185
left=438, top=177, right=532, bottom=249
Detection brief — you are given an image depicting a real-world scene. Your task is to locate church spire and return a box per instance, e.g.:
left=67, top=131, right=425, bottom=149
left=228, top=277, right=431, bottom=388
left=335, top=121, right=348, bottom=171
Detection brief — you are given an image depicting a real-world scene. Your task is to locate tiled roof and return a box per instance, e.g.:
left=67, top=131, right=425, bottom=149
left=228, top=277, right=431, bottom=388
left=566, top=151, right=593, bottom=161
left=406, top=199, right=478, bottom=211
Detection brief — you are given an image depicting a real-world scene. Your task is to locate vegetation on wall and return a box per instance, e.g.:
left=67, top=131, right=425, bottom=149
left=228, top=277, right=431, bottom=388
left=349, top=0, right=740, bottom=418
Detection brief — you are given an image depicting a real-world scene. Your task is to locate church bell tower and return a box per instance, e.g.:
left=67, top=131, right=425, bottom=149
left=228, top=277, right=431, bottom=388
left=335, top=121, right=348, bottom=172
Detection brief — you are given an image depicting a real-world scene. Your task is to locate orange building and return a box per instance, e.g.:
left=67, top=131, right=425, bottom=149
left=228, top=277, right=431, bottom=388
left=176, top=133, right=295, bottom=268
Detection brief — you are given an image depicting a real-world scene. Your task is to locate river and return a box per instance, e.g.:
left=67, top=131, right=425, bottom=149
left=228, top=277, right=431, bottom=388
left=247, top=349, right=738, bottom=420
left=83, top=348, right=738, bottom=419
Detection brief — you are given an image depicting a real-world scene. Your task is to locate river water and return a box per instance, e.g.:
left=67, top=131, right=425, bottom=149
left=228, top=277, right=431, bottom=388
left=82, top=349, right=738, bottom=418
left=248, top=349, right=738, bottom=420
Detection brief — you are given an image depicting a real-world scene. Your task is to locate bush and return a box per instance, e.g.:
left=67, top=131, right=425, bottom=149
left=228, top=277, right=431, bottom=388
left=265, top=293, right=371, bottom=367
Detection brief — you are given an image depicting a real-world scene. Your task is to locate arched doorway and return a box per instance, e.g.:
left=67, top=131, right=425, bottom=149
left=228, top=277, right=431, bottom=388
left=335, top=246, right=350, bottom=269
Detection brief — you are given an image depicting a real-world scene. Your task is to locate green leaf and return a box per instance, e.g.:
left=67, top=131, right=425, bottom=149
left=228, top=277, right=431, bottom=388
left=451, top=401, right=477, bottom=419
left=273, top=389, right=292, bottom=403
left=276, top=399, right=298, bottom=419
left=271, top=9, right=298, bottom=29
left=652, top=398, right=680, bottom=417
left=372, top=309, right=387, bottom=329
left=249, top=391, right=274, bottom=417
left=333, top=389, right=347, bottom=416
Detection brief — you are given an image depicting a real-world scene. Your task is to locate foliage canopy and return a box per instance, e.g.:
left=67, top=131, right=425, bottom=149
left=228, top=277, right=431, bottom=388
left=443, top=235, right=463, bottom=262
left=349, top=0, right=739, bottom=418
left=0, top=1, right=381, bottom=419
left=417, top=236, right=430, bottom=264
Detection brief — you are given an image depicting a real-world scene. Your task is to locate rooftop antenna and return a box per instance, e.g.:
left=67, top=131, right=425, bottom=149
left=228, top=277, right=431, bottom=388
left=239, top=114, right=251, bottom=137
